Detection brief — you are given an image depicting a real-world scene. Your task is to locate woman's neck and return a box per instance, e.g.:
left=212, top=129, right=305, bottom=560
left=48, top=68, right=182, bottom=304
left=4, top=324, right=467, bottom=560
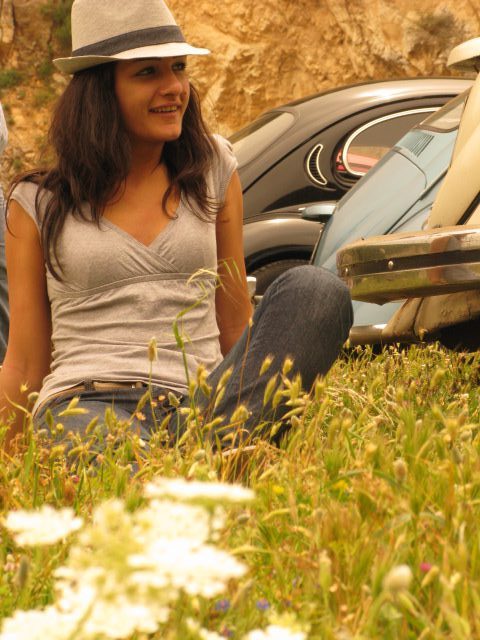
left=128, top=140, right=166, bottom=178
left=107, top=141, right=169, bottom=204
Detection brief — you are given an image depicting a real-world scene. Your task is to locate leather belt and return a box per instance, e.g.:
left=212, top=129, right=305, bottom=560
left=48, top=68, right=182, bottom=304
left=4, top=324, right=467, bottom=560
left=80, top=380, right=147, bottom=391
left=35, top=380, right=149, bottom=416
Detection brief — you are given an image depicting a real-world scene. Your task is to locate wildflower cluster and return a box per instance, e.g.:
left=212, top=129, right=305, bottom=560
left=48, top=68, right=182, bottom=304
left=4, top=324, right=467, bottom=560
left=1, top=478, right=252, bottom=639
left=1, top=478, right=304, bottom=640
left=4, top=506, right=83, bottom=547
left=246, top=626, right=306, bottom=640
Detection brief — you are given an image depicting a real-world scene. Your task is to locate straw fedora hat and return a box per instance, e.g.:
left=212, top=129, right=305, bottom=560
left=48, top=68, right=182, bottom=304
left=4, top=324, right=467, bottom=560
left=53, top=0, right=210, bottom=74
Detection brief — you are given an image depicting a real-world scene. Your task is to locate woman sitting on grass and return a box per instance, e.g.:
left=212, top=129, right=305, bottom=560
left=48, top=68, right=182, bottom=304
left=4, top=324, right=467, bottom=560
left=0, top=0, right=353, bottom=452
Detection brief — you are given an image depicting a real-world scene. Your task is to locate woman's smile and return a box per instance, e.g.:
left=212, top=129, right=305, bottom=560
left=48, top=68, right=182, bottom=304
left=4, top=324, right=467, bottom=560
left=149, top=105, right=181, bottom=113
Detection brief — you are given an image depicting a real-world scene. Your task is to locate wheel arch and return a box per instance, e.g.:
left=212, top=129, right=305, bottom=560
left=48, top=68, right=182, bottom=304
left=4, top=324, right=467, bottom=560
left=245, top=245, right=313, bottom=273
left=243, top=217, right=322, bottom=272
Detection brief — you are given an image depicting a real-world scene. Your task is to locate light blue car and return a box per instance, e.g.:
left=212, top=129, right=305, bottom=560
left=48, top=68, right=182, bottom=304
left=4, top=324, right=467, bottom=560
left=311, top=88, right=470, bottom=345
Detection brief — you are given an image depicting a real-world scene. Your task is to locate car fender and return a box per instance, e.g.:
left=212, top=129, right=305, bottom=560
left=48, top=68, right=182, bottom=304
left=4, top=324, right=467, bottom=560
left=243, top=217, right=322, bottom=269
left=451, top=70, right=480, bottom=162
left=427, top=74, right=480, bottom=228
left=426, top=122, right=480, bottom=228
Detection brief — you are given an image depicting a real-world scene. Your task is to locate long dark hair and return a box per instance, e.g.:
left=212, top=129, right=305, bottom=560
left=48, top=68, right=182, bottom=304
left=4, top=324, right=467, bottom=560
left=8, top=62, right=219, bottom=279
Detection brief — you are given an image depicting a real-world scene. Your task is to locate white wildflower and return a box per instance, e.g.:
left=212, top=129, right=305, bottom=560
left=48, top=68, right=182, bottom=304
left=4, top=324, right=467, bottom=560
left=0, top=605, right=80, bottom=640
left=82, top=595, right=164, bottom=639
left=144, top=477, right=254, bottom=504
left=58, top=496, right=245, bottom=631
left=55, top=566, right=98, bottom=612
left=3, top=506, right=83, bottom=547
left=56, top=566, right=171, bottom=638
left=135, top=499, right=213, bottom=544
left=129, top=537, right=246, bottom=597
left=245, top=625, right=307, bottom=640
left=383, top=564, right=413, bottom=593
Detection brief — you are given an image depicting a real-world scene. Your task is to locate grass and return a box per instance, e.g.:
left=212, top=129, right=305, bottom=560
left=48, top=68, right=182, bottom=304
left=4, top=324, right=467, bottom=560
left=1, top=342, right=480, bottom=638
left=32, top=87, right=56, bottom=109
left=41, top=0, right=73, bottom=54
left=0, top=70, right=23, bottom=91
left=37, top=59, right=55, bottom=83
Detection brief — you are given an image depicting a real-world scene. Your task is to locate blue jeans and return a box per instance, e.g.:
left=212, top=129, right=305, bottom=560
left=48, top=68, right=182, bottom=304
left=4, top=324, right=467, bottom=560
left=36, top=266, right=353, bottom=447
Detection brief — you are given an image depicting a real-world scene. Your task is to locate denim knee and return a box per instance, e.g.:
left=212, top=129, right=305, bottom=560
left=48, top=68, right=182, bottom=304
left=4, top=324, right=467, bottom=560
left=268, top=265, right=352, bottom=321
left=257, top=264, right=352, bottom=383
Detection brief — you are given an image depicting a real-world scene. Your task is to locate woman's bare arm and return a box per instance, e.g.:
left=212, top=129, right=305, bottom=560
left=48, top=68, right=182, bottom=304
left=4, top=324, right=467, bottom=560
left=215, top=171, right=253, bottom=356
left=1, top=200, right=52, bottom=451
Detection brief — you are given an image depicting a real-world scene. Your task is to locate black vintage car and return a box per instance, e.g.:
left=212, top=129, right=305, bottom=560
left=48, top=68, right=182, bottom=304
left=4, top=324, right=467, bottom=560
left=233, top=77, right=472, bottom=293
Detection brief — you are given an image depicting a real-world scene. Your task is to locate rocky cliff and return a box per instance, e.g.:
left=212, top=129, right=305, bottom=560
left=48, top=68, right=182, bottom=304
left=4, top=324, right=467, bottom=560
left=0, top=0, right=478, bottom=182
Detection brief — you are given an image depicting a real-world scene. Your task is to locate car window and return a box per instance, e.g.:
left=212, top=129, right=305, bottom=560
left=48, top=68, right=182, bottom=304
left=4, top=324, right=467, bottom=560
left=335, top=109, right=436, bottom=179
left=420, top=90, right=468, bottom=132
left=230, top=112, right=295, bottom=168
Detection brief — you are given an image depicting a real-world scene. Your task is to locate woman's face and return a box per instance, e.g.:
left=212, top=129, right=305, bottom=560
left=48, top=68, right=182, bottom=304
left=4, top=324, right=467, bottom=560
left=114, top=56, right=190, bottom=149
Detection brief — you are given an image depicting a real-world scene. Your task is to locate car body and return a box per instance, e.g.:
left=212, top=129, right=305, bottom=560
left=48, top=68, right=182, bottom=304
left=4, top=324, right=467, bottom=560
left=231, top=77, right=473, bottom=292
left=312, top=89, right=471, bottom=343
left=317, top=38, right=480, bottom=348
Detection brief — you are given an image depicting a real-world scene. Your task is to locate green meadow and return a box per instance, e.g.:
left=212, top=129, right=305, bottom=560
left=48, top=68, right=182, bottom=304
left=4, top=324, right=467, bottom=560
left=1, top=342, right=480, bottom=639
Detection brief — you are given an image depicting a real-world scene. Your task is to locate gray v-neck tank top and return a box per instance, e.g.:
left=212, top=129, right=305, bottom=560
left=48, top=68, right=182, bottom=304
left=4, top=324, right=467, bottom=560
left=11, top=135, right=237, bottom=412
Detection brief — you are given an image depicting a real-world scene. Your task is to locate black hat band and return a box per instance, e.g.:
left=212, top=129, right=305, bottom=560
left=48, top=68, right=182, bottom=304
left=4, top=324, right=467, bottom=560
left=72, top=25, right=186, bottom=57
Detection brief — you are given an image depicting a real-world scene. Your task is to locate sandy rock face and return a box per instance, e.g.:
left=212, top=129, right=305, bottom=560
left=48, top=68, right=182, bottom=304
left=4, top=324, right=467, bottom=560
left=0, top=0, right=14, bottom=45
left=0, top=0, right=478, bottom=178
left=168, top=0, right=478, bottom=133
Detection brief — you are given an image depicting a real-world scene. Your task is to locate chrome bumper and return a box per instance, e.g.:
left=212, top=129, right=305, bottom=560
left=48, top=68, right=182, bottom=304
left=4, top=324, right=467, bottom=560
left=337, top=225, right=480, bottom=304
